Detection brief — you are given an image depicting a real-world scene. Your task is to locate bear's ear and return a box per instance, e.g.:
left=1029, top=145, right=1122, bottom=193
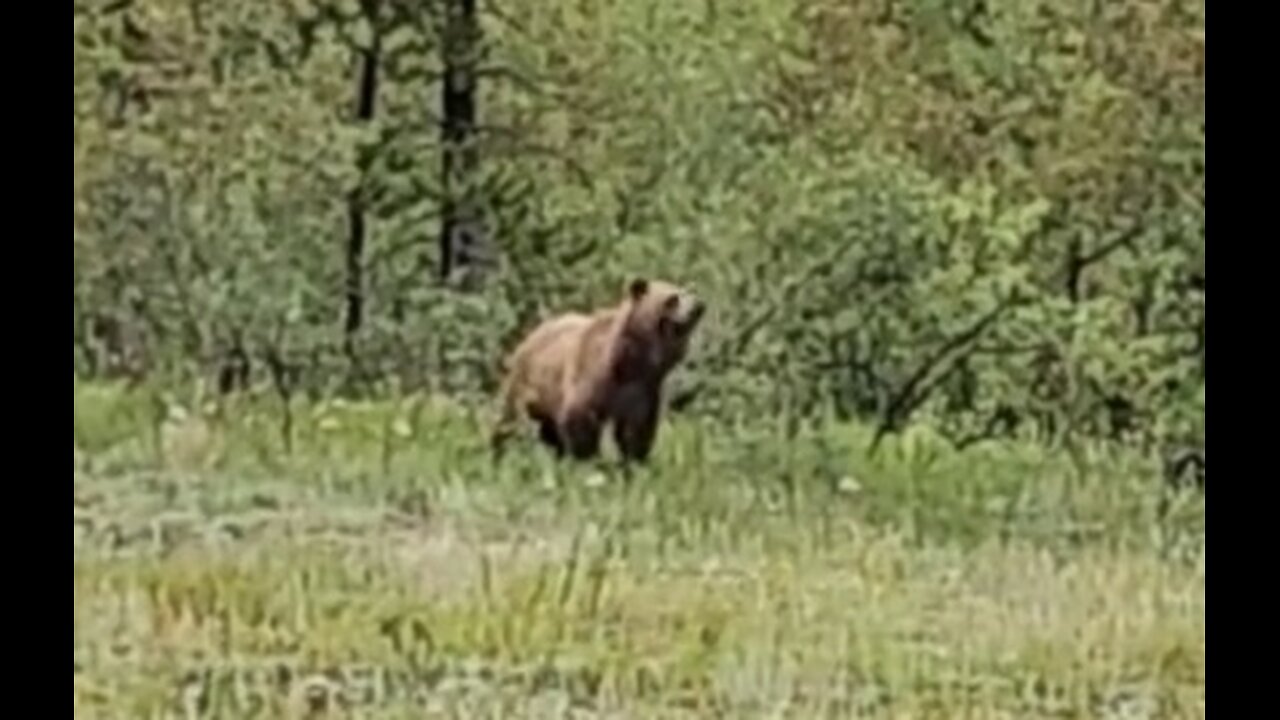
left=629, top=278, right=649, bottom=301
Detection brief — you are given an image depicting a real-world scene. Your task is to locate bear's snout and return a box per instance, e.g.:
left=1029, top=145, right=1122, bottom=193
left=670, top=294, right=705, bottom=331
left=685, top=297, right=706, bottom=326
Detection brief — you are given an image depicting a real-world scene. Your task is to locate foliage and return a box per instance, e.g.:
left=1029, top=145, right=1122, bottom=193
left=73, top=0, right=1204, bottom=456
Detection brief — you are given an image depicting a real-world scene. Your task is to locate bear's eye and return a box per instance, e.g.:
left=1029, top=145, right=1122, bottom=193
left=663, top=295, right=680, bottom=312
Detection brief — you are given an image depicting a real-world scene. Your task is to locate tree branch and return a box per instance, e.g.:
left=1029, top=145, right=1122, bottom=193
left=1065, top=223, right=1144, bottom=302
left=1079, top=224, right=1143, bottom=268
left=870, top=295, right=1020, bottom=455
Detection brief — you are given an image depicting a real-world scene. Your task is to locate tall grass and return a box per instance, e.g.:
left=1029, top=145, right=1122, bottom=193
left=74, top=380, right=1204, bottom=718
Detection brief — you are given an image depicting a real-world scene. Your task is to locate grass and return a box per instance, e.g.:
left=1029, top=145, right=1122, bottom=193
left=73, top=379, right=1205, bottom=718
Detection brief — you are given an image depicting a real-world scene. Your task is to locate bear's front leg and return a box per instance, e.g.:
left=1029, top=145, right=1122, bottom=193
left=614, top=396, right=659, bottom=463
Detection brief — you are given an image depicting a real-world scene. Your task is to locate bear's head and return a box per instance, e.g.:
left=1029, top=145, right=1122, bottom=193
left=623, top=277, right=706, bottom=370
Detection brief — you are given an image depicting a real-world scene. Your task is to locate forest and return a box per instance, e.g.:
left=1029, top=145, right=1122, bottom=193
left=74, top=1, right=1204, bottom=716
left=74, top=0, right=1204, bottom=464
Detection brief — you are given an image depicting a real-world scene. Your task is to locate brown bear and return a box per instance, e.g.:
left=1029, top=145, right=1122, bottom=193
left=491, top=278, right=706, bottom=462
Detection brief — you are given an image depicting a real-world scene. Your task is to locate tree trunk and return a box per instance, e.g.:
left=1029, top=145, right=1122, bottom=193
left=1064, top=235, right=1084, bottom=303
left=438, top=0, right=488, bottom=283
left=343, top=0, right=382, bottom=361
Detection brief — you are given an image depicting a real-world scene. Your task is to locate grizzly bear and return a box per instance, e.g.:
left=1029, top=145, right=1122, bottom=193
left=491, top=278, right=706, bottom=462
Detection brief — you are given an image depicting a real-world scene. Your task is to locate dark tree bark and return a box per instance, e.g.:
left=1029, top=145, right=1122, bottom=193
left=343, top=0, right=382, bottom=360
left=438, top=0, right=488, bottom=283
left=1064, top=225, right=1141, bottom=303
left=1196, top=318, right=1204, bottom=379
left=217, top=332, right=251, bottom=395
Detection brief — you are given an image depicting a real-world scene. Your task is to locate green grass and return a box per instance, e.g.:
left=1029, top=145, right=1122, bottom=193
left=74, top=380, right=1204, bottom=718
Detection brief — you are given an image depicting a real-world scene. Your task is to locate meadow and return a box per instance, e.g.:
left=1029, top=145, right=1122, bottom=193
left=74, top=380, right=1205, bottom=718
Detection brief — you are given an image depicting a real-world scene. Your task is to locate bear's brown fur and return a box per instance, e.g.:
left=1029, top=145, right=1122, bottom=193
left=491, top=278, right=706, bottom=462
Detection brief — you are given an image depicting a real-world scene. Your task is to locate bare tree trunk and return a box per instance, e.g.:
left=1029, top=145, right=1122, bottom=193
left=343, top=0, right=383, bottom=362
left=438, top=0, right=488, bottom=284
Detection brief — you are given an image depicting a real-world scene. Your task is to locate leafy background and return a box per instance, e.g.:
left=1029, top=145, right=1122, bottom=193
left=73, top=0, right=1204, bottom=461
